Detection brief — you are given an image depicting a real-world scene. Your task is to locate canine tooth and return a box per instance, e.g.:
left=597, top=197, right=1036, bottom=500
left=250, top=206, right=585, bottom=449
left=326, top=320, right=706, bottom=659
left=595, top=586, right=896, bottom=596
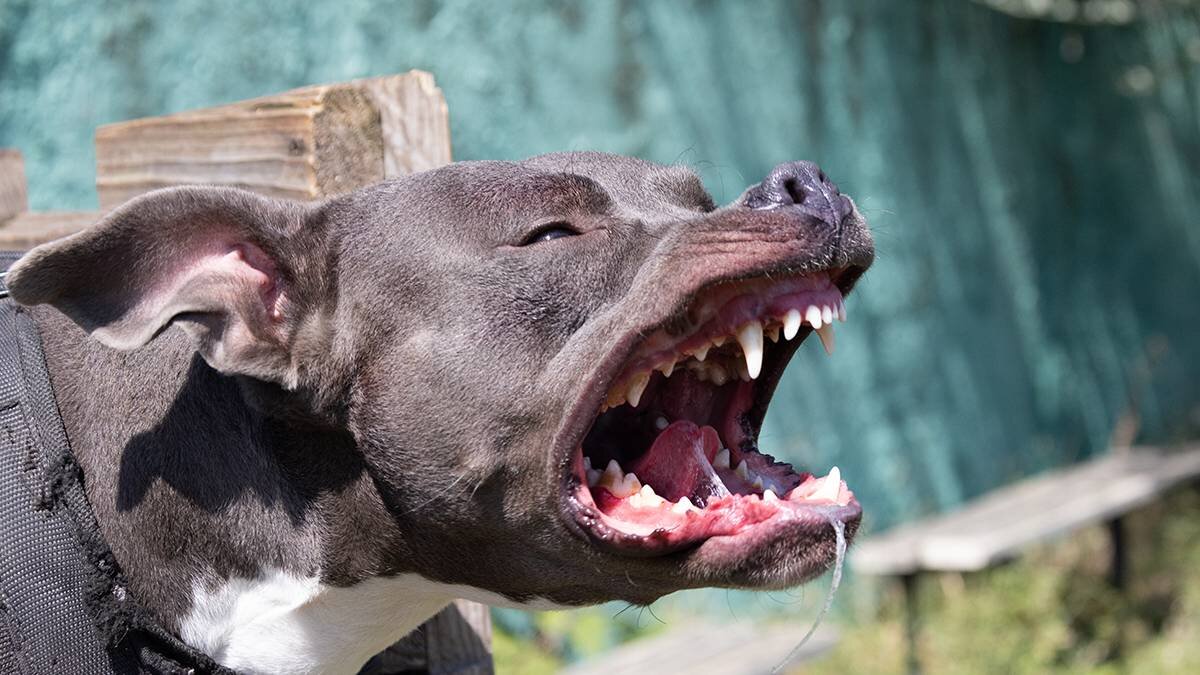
left=655, top=416, right=669, bottom=431
left=806, top=305, right=824, bottom=330
left=583, top=457, right=593, bottom=472
left=816, top=323, right=835, bottom=355
left=812, top=466, right=842, bottom=502
left=765, top=325, right=780, bottom=343
left=735, top=460, right=751, bottom=480
left=713, top=448, right=731, bottom=469
left=783, top=309, right=803, bottom=340
left=763, top=489, right=779, bottom=502
left=692, top=344, right=710, bottom=362
left=712, top=335, right=726, bottom=347
left=736, top=321, right=764, bottom=380
left=752, top=476, right=765, bottom=491
left=672, top=496, right=700, bottom=514
left=822, top=305, right=833, bottom=325
left=626, top=373, right=650, bottom=408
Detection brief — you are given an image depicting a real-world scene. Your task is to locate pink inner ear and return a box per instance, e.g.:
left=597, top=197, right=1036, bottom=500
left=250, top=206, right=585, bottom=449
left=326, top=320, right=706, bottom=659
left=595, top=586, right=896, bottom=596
left=229, top=242, right=284, bottom=321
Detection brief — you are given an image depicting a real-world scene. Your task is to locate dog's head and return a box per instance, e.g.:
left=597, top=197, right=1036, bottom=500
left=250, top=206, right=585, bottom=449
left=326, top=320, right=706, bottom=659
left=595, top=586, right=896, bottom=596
left=7, top=151, right=872, bottom=607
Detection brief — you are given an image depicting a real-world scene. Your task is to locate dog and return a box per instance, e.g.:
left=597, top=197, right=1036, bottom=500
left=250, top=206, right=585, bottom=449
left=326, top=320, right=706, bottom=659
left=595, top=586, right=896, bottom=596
left=0, top=152, right=873, bottom=674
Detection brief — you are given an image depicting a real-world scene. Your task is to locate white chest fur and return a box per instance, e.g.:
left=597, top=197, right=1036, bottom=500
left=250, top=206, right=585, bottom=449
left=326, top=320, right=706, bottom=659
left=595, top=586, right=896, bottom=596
left=179, top=569, right=570, bottom=675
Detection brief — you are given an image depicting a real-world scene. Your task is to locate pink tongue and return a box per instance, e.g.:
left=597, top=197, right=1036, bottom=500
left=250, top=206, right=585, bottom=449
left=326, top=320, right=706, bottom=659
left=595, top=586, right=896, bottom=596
left=630, top=421, right=731, bottom=504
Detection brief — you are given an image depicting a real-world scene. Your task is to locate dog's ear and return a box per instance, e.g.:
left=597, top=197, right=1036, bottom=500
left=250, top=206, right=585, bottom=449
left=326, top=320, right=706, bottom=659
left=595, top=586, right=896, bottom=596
left=6, top=186, right=325, bottom=386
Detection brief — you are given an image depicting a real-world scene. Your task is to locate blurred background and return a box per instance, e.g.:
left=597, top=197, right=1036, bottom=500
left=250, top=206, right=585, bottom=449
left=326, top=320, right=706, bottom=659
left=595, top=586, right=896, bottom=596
left=3, top=0, right=1199, bottom=672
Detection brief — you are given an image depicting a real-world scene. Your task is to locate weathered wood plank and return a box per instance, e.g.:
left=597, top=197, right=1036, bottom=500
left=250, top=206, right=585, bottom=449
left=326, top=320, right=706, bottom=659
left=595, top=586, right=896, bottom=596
left=0, top=149, right=28, bottom=223
left=0, top=211, right=98, bottom=250
left=852, top=444, right=1200, bottom=576
left=95, top=70, right=450, bottom=209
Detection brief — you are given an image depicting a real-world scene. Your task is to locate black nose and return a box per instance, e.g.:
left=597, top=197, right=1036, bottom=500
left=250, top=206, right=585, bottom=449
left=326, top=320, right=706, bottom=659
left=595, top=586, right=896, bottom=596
left=743, top=161, right=852, bottom=229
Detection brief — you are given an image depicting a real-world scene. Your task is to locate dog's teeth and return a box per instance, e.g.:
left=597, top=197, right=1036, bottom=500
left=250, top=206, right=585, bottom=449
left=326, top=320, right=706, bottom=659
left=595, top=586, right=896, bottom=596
left=763, top=489, right=779, bottom=502
left=816, top=324, right=835, bottom=355
left=658, top=359, right=676, bottom=378
left=712, top=335, right=726, bottom=347
left=837, top=298, right=847, bottom=322
left=654, top=416, right=669, bottom=431
left=637, top=483, right=665, bottom=508
left=692, top=344, right=710, bottom=362
left=626, top=373, right=650, bottom=408
left=599, top=459, right=625, bottom=493
left=735, top=460, right=750, bottom=481
left=765, top=325, right=780, bottom=343
left=713, top=448, right=731, bottom=469
left=782, top=309, right=803, bottom=340
left=622, top=472, right=643, bottom=496
left=805, top=304, right=824, bottom=330
left=587, top=469, right=601, bottom=485
left=752, top=476, right=765, bottom=492
left=736, top=321, right=764, bottom=380
left=672, top=496, right=700, bottom=514
left=822, top=305, right=833, bottom=325
left=812, top=466, right=842, bottom=502
left=583, top=457, right=592, bottom=472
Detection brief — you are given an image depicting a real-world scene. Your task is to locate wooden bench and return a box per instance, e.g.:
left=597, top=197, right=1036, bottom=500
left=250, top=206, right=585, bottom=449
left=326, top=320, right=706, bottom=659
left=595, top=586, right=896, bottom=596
left=852, top=443, right=1200, bottom=674
left=2, top=72, right=492, bottom=675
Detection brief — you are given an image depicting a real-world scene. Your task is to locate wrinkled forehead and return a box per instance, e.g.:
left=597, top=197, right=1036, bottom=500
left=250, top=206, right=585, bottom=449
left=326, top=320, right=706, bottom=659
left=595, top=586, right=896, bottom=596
left=520, top=151, right=716, bottom=215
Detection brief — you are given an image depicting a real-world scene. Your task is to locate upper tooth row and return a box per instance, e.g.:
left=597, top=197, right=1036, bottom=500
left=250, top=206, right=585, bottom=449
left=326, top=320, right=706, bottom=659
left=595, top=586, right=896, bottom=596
left=604, top=300, right=845, bottom=409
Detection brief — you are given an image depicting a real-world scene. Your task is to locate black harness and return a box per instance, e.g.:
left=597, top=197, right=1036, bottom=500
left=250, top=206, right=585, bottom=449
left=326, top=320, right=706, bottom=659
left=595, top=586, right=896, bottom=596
left=0, top=252, right=234, bottom=675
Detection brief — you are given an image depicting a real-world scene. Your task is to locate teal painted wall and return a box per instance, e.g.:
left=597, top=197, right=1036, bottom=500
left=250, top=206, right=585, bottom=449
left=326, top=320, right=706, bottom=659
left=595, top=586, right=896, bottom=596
left=2, top=0, right=1198, bottom=537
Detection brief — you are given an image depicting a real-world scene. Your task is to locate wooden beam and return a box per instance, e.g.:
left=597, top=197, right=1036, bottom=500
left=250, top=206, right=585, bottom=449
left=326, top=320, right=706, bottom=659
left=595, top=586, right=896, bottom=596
left=95, top=70, right=451, bottom=209
left=0, top=211, right=98, bottom=250
left=0, top=149, right=29, bottom=223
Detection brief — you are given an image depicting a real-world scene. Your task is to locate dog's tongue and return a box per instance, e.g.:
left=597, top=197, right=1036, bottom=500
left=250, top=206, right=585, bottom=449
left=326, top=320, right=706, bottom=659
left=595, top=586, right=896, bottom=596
left=630, top=421, right=730, bottom=505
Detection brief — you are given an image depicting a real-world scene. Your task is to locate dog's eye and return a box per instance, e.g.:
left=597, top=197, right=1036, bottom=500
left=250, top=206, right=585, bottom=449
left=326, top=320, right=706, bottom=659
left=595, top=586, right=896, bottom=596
left=520, top=222, right=580, bottom=246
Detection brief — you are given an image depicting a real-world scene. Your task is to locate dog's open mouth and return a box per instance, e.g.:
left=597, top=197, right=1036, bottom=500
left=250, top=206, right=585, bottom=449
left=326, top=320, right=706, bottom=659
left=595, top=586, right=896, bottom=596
left=564, top=270, right=861, bottom=557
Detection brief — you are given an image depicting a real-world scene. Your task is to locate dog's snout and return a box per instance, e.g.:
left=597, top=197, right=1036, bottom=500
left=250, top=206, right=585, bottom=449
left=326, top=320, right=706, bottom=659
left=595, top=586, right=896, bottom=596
left=743, top=161, right=852, bottom=230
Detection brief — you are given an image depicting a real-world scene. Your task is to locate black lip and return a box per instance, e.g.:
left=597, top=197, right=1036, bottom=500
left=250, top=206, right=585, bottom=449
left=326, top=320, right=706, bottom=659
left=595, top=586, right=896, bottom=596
left=553, top=261, right=870, bottom=551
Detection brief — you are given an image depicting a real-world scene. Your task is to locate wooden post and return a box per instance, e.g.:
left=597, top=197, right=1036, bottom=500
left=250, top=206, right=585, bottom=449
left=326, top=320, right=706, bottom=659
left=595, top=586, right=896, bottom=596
left=0, top=149, right=98, bottom=250
left=94, top=70, right=451, bottom=209
left=0, top=149, right=28, bottom=223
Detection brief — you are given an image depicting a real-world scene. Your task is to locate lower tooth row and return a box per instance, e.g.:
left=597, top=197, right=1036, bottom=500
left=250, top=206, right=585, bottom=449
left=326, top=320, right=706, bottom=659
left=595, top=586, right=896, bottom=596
left=583, top=455, right=843, bottom=509
left=584, top=458, right=699, bottom=512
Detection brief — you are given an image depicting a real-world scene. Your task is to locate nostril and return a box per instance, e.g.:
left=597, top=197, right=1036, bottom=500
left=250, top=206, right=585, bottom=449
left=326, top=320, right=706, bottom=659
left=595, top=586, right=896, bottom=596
left=782, top=177, right=806, bottom=205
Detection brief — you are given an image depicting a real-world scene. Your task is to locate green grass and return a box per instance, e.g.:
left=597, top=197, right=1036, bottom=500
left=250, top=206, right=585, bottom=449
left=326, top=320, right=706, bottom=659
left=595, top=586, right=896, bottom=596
left=494, top=486, right=1200, bottom=674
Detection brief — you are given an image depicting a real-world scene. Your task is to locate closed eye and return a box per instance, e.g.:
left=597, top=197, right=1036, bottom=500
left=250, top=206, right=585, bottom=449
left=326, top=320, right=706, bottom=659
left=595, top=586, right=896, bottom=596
left=520, top=222, right=581, bottom=246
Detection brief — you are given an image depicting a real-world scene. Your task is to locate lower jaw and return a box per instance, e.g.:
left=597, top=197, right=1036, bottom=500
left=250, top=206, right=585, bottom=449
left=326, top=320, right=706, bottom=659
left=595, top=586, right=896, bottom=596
left=566, top=435, right=858, bottom=557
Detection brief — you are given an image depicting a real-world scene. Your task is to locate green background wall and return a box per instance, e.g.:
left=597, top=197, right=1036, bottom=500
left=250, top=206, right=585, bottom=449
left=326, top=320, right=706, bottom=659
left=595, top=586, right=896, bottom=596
left=2, top=0, right=1198, bottom=533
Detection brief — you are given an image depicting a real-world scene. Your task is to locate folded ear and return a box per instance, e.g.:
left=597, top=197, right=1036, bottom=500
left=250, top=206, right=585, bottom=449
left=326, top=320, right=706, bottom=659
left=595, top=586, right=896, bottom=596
left=5, top=186, right=324, bottom=387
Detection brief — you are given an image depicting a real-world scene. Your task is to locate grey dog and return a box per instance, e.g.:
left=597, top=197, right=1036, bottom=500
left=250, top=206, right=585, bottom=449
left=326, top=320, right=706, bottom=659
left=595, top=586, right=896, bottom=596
left=1, top=152, right=873, bottom=674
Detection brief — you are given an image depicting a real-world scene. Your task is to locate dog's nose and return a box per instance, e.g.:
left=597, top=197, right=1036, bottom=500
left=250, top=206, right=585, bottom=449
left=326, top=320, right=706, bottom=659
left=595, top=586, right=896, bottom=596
left=743, top=161, right=852, bottom=230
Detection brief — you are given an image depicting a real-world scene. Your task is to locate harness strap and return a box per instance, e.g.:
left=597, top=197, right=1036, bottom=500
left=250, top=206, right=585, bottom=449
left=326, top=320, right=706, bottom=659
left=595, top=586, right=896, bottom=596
left=0, top=252, right=235, bottom=674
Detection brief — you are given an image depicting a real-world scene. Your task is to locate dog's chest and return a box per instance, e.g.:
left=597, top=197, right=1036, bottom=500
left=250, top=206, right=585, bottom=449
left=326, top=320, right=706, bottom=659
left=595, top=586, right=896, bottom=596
left=178, top=569, right=573, bottom=674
